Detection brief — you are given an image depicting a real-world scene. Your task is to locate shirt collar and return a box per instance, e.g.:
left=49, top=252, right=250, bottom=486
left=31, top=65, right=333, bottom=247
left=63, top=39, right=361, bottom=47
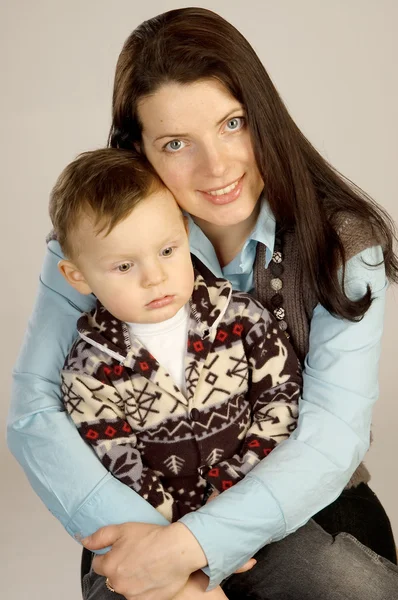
left=247, top=196, right=276, bottom=265
left=187, top=195, right=276, bottom=272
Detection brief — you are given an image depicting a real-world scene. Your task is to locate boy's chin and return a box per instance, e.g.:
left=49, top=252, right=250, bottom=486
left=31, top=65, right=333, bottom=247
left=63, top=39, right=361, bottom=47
left=126, top=305, right=183, bottom=325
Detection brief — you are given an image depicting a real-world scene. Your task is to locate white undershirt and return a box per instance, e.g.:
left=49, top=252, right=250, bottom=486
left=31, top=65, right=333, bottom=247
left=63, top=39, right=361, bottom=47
left=127, top=304, right=190, bottom=395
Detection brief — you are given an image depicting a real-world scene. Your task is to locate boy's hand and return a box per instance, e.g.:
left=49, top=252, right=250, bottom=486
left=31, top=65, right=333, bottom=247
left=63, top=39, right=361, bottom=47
left=205, top=489, right=257, bottom=574
left=205, top=489, right=221, bottom=504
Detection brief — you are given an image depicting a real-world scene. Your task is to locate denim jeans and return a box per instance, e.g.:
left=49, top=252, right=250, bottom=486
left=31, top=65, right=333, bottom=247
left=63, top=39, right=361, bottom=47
left=82, top=484, right=398, bottom=600
left=82, top=570, right=125, bottom=600
left=222, top=519, right=398, bottom=599
left=314, top=482, right=397, bottom=562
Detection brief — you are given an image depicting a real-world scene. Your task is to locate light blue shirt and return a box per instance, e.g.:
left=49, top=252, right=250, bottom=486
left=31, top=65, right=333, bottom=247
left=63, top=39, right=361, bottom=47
left=186, top=198, right=275, bottom=293
left=8, top=205, right=387, bottom=588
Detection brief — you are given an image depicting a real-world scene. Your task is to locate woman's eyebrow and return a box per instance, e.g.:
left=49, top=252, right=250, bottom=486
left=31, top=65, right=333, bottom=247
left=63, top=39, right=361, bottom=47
left=154, top=131, right=189, bottom=143
left=215, top=107, right=243, bottom=127
left=153, top=107, right=243, bottom=142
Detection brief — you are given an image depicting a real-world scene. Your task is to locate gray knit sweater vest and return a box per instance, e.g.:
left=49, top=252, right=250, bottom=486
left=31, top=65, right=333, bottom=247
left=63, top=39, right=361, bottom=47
left=253, top=213, right=380, bottom=488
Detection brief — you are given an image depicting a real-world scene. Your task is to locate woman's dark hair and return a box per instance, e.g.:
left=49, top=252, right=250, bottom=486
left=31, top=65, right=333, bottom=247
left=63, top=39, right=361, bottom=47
left=108, top=7, right=397, bottom=319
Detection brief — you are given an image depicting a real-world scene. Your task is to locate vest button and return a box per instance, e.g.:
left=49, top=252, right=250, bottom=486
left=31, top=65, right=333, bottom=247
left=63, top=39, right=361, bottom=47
left=190, top=408, right=200, bottom=421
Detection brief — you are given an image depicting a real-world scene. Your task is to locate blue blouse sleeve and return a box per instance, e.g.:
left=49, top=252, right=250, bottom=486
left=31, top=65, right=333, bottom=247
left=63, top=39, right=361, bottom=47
left=7, top=241, right=168, bottom=543
left=180, top=245, right=387, bottom=588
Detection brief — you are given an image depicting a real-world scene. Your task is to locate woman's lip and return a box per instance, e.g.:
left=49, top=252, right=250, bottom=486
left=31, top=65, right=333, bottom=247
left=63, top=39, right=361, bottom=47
left=199, top=175, right=244, bottom=205
left=201, top=177, right=242, bottom=194
left=146, top=295, right=175, bottom=309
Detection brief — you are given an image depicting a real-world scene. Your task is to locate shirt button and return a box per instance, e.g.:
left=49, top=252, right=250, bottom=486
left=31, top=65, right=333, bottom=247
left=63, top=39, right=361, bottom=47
left=190, top=408, right=200, bottom=421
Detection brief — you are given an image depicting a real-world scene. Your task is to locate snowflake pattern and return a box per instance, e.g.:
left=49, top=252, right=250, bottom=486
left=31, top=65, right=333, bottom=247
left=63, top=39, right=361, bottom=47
left=61, top=271, right=301, bottom=522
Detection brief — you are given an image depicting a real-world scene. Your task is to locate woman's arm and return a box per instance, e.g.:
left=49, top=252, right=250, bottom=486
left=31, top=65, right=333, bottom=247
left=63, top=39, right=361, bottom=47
left=179, top=245, right=387, bottom=587
left=7, top=241, right=169, bottom=540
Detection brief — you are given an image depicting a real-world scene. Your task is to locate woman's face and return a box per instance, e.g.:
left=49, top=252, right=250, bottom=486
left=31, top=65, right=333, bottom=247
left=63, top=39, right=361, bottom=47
left=138, top=79, right=264, bottom=229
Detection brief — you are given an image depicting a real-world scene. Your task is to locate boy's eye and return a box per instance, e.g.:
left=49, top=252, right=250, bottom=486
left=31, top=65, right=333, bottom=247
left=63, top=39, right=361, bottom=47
left=161, top=247, right=174, bottom=257
left=117, top=263, right=132, bottom=272
left=225, top=117, right=244, bottom=131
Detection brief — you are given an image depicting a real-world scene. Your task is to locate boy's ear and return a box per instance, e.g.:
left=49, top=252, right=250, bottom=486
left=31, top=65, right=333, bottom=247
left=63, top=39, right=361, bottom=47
left=58, top=260, right=93, bottom=295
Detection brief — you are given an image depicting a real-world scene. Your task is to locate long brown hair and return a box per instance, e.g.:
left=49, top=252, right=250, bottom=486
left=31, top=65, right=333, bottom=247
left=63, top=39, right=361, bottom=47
left=109, top=7, right=397, bottom=319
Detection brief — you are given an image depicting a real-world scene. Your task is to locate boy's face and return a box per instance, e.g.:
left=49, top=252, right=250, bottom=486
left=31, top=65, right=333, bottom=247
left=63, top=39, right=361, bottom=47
left=62, top=189, right=195, bottom=324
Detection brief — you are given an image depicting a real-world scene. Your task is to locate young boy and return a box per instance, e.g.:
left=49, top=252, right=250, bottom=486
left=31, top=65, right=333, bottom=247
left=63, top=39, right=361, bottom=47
left=49, top=148, right=302, bottom=596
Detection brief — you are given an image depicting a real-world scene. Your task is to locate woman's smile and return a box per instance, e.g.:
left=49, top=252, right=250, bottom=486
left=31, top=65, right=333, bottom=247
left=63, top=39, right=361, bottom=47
left=199, top=175, right=244, bottom=205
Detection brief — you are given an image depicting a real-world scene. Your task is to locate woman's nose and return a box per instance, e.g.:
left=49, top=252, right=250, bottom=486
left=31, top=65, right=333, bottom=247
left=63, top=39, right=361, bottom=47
left=201, top=141, right=228, bottom=178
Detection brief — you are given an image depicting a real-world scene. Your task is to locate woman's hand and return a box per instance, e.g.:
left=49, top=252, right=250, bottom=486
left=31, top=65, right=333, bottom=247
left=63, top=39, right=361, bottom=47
left=82, top=521, right=207, bottom=600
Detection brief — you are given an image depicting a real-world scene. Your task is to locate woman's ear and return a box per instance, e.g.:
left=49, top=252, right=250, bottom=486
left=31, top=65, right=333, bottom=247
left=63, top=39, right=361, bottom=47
left=183, top=215, right=189, bottom=235
left=58, top=260, right=92, bottom=295
left=133, top=141, right=142, bottom=154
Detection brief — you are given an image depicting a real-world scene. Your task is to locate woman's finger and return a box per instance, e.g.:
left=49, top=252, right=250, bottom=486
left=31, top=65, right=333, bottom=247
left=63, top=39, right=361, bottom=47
left=81, top=525, right=121, bottom=550
left=90, top=553, right=109, bottom=576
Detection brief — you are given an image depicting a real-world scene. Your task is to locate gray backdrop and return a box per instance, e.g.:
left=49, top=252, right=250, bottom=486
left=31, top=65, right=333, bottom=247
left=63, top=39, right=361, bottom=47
left=1, top=1, right=397, bottom=598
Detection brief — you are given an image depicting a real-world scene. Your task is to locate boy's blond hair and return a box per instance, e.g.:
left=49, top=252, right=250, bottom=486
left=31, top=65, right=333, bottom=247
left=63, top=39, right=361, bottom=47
left=49, top=148, right=163, bottom=259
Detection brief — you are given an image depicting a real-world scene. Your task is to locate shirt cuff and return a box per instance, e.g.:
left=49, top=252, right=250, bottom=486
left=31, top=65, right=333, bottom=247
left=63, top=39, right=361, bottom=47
left=179, top=475, right=285, bottom=588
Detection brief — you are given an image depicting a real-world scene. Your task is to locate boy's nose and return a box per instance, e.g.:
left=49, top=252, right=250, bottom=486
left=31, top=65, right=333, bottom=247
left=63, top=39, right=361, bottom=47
left=141, top=263, right=167, bottom=288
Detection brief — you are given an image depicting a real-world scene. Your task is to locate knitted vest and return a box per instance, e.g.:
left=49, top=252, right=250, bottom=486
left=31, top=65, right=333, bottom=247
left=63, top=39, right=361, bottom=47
left=253, top=213, right=380, bottom=488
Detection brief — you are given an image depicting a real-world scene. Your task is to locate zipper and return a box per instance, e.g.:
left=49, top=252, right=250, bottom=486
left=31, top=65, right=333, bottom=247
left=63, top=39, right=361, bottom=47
left=121, top=322, right=132, bottom=352
left=78, top=332, right=126, bottom=364
left=189, top=300, right=210, bottom=339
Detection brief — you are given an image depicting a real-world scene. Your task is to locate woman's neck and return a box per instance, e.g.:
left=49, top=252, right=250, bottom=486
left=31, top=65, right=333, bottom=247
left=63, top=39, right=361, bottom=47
left=193, top=205, right=260, bottom=268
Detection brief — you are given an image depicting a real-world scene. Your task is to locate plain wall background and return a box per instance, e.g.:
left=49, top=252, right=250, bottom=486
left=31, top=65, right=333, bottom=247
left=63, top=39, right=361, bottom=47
left=1, top=1, right=397, bottom=598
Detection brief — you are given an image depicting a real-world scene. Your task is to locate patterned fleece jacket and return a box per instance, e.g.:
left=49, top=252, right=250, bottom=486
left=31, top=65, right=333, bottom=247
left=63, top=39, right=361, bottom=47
left=61, top=271, right=302, bottom=522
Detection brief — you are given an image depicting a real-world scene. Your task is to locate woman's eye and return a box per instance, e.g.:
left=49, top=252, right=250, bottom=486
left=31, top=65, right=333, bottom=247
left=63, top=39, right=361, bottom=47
left=164, top=139, right=185, bottom=152
left=225, top=117, right=244, bottom=131
left=117, top=263, right=132, bottom=273
left=161, top=247, right=174, bottom=257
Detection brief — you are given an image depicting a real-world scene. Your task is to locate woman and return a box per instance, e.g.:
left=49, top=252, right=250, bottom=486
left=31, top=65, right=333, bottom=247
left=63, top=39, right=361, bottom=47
left=8, top=7, right=398, bottom=600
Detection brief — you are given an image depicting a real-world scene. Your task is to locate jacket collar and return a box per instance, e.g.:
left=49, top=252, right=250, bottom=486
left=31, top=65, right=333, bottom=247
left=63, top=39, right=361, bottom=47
left=76, top=269, right=232, bottom=362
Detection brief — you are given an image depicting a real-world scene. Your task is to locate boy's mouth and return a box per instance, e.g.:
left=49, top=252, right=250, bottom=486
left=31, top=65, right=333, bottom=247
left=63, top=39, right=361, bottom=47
left=145, top=295, right=175, bottom=309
